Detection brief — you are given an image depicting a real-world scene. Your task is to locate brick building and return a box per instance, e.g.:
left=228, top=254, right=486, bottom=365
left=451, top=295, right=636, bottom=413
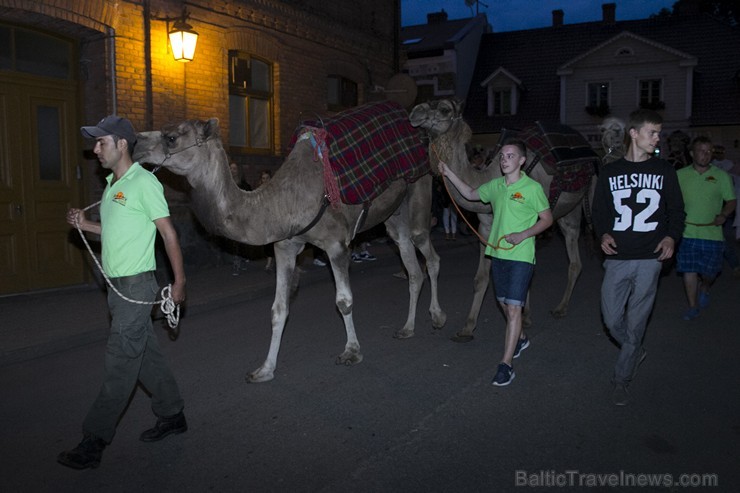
left=0, top=0, right=400, bottom=294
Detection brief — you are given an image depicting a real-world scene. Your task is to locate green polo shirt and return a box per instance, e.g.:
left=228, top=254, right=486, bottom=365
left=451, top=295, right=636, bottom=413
left=677, top=165, right=735, bottom=241
left=477, top=172, right=550, bottom=263
left=100, top=162, right=170, bottom=277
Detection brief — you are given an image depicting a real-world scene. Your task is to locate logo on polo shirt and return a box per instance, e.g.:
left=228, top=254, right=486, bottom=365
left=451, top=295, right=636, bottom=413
left=705, top=176, right=717, bottom=183
left=112, top=191, right=127, bottom=206
left=510, top=191, right=525, bottom=203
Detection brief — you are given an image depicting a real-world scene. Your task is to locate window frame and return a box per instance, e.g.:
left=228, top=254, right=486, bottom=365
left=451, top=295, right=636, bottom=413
left=228, top=50, right=274, bottom=154
left=327, top=74, right=358, bottom=112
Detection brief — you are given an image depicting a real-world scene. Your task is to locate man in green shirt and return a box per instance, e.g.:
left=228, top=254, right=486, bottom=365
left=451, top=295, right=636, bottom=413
left=439, top=139, right=553, bottom=386
left=676, top=136, right=736, bottom=320
left=59, top=115, right=187, bottom=469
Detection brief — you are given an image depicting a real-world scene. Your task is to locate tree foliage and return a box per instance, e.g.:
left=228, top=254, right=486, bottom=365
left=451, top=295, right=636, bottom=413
left=653, top=0, right=739, bottom=26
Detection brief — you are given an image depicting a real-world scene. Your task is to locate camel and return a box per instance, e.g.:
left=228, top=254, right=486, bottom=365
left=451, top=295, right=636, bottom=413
left=132, top=102, right=446, bottom=382
left=599, top=116, right=626, bottom=164
left=409, top=99, right=599, bottom=340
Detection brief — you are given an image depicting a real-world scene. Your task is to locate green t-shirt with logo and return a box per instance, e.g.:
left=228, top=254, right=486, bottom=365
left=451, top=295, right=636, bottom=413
left=100, top=162, right=170, bottom=277
left=477, top=172, right=550, bottom=263
left=677, top=165, right=736, bottom=241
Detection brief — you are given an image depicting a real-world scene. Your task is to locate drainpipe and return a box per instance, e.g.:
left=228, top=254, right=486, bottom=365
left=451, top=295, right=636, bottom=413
left=108, top=26, right=117, bottom=114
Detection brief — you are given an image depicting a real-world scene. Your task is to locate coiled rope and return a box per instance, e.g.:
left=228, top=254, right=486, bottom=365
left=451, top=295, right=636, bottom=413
left=74, top=201, right=180, bottom=329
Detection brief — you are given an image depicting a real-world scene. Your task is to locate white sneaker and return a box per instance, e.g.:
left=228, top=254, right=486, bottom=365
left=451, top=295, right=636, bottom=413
left=313, top=258, right=327, bottom=267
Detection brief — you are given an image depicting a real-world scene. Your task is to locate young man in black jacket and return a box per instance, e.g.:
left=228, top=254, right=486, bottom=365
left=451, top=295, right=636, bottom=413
left=592, top=109, right=685, bottom=406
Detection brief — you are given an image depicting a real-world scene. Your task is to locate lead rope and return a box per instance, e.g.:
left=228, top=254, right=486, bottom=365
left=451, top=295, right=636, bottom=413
left=74, top=201, right=180, bottom=329
left=430, top=143, right=514, bottom=251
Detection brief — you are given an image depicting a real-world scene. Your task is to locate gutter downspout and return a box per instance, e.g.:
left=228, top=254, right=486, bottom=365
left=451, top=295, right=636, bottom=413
left=108, top=27, right=117, bottom=114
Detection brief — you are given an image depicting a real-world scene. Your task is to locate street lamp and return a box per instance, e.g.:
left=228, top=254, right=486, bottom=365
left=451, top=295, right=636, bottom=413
left=168, top=12, right=198, bottom=62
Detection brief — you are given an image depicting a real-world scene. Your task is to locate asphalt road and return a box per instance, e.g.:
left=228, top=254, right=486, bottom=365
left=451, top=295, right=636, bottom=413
left=1, top=232, right=738, bottom=492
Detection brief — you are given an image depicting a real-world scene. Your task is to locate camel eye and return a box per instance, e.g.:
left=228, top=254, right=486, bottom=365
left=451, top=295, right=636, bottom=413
left=165, top=136, right=177, bottom=147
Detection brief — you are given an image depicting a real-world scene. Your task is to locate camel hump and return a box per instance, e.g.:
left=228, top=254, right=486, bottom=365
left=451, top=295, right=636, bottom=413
left=290, top=101, right=430, bottom=205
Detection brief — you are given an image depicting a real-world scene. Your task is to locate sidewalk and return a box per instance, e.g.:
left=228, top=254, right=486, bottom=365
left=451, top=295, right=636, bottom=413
left=0, top=231, right=471, bottom=367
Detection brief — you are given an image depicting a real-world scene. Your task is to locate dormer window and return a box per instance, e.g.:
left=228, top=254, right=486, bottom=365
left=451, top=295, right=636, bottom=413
left=480, top=67, right=521, bottom=117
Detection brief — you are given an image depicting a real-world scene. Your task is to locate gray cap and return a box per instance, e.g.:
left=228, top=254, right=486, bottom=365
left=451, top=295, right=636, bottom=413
left=81, top=115, right=137, bottom=145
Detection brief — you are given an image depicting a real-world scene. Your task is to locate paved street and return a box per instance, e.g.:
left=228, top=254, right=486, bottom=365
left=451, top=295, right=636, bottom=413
left=1, top=232, right=738, bottom=492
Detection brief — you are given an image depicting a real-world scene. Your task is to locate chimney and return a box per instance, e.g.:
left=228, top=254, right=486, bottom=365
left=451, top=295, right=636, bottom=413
left=427, top=9, right=448, bottom=24
left=603, top=3, right=616, bottom=24
left=552, top=9, right=564, bottom=27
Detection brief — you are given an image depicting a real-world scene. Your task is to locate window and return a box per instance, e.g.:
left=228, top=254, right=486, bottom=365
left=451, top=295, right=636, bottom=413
left=639, top=79, right=662, bottom=106
left=327, top=75, right=358, bottom=111
left=587, top=82, right=610, bottom=107
left=493, top=89, right=512, bottom=115
left=229, top=51, right=273, bottom=152
left=0, top=23, right=72, bottom=78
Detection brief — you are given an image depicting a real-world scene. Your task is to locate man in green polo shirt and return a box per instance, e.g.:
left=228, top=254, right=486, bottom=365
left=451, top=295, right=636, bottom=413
left=676, top=136, right=736, bottom=321
left=58, top=115, right=187, bottom=470
left=439, top=139, right=553, bottom=387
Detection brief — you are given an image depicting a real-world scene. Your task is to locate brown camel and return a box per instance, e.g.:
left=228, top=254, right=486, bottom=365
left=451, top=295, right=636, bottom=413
left=132, top=109, right=445, bottom=383
left=409, top=99, right=599, bottom=340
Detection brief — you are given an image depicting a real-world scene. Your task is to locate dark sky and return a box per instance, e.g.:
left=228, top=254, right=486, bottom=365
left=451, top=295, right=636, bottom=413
left=402, top=0, right=677, bottom=31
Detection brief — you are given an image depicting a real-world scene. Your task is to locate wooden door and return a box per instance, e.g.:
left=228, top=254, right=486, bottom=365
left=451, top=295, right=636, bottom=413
left=0, top=76, right=83, bottom=294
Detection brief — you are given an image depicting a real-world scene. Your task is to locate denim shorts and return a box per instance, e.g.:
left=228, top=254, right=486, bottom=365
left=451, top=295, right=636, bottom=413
left=491, top=257, right=534, bottom=307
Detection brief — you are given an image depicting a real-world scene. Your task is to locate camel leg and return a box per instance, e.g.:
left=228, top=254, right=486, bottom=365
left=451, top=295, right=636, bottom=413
left=324, top=242, right=363, bottom=367
left=453, top=213, right=492, bottom=341
left=412, top=230, right=446, bottom=331
left=247, top=239, right=305, bottom=383
left=385, top=217, right=426, bottom=339
left=551, top=205, right=583, bottom=318
left=453, top=243, right=491, bottom=341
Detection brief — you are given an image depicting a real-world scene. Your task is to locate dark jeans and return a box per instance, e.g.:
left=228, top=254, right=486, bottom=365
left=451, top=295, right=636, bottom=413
left=82, top=271, right=184, bottom=443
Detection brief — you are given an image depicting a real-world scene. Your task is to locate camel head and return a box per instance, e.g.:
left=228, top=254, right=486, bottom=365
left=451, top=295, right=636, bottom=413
left=598, top=116, right=626, bottom=154
left=409, top=99, right=472, bottom=175
left=409, top=99, right=466, bottom=137
left=133, top=118, right=223, bottom=177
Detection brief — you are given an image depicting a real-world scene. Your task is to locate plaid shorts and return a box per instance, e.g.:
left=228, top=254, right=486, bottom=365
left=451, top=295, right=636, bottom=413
left=677, top=238, right=724, bottom=277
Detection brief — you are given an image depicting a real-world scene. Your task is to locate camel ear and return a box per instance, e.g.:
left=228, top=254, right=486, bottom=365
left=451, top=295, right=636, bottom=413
left=203, top=118, right=221, bottom=139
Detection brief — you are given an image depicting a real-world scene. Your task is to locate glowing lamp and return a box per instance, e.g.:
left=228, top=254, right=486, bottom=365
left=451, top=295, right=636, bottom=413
left=169, top=18, right=198, bottom=62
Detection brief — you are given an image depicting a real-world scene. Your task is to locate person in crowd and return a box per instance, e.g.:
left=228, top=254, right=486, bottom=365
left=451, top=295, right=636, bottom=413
left=439, top=139, right=553, bottom=387
left=676, top=137, right=736, bottom=320
left=591, top=108, right=685, bottom=406
left=710, top=145, right=740, bottom=277
left=59, top=115, right=187, bottom=469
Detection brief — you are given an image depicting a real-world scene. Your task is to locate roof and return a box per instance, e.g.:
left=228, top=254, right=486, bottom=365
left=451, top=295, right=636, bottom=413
left=401, top=14, right=488, bottom=56
left=464, top=13, right=740, bottom=133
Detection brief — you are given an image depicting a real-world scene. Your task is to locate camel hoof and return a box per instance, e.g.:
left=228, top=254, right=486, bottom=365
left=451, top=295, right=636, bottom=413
left=246, top=370, right=275, bottom=383
left=431, top=311, right=447, bottom=330
left=393, top=328, right=415, bottom=339
left=450, top=333, right=474, bottom=343
left=336, top=351, right=363, bottom=366
left=550, top=309, right=567, bottom=319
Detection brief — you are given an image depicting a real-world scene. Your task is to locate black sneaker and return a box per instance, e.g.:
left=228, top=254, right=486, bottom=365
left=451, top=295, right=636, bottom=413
left=359, top=251, right=376, bottom=261
left=513, top=336, right=530, bottom=359
left=140, top=412, right=188, bottom=442
left=57, top=434, right=107, bottom=470
left=491, top=362, right=515, bottom=386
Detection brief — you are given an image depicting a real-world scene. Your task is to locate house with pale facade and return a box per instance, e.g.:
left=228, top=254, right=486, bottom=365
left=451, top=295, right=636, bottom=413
left=465, top=3, right=740, bottom=161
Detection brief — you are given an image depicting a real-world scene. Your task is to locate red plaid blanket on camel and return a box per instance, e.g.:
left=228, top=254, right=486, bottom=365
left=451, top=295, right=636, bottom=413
left=290, top=100, right=430, bottom=206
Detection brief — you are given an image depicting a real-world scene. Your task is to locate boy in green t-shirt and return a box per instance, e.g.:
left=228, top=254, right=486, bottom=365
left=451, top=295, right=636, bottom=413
left=439, top=139, right=553, bottom=386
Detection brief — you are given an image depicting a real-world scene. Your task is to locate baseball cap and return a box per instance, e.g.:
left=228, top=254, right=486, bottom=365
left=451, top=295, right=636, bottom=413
left=81, top=115, right=137, bottom=145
